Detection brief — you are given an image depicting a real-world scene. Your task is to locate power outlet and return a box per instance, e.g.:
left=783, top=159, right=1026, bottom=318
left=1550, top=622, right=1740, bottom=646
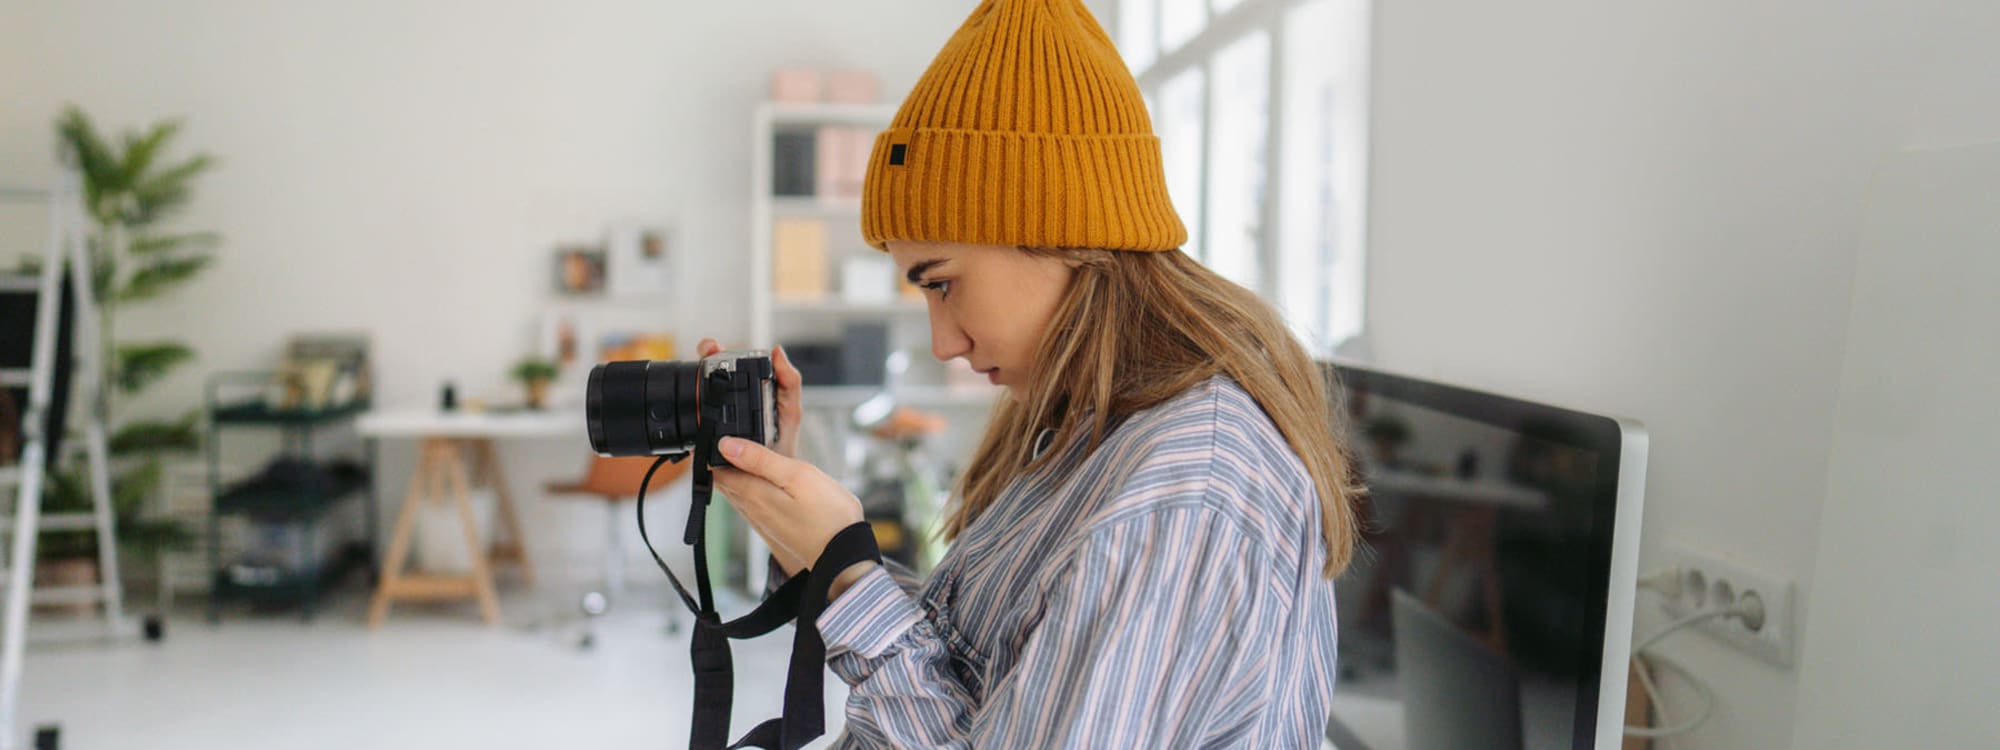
left=1655, top=544, right=1795, bottom=667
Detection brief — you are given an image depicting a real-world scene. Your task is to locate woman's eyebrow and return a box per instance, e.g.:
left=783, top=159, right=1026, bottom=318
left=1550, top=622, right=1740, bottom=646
left=905, top=258, right=947, bottom=284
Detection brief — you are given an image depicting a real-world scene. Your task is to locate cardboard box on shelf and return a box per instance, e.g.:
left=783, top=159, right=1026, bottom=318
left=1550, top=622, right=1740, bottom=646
left=770, top=66, right=822, bottom=103
left=773, top=218, right=830, bottom=300
left=825, top=69, right=880, bottom=104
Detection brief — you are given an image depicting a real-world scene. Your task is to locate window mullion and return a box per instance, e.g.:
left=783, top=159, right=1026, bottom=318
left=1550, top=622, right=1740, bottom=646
left=1197, top=57, right=1214, bottom=264
left=1260, top=11, right=1286, bottom=303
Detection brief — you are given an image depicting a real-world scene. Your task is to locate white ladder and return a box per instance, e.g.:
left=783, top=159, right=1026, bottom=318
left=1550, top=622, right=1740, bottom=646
left=0, top=167, right=129, bottom=750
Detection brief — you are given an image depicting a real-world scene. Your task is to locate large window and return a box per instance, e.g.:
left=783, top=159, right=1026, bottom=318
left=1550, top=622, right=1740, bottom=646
left=1116, top=0, right=1370, bottom=354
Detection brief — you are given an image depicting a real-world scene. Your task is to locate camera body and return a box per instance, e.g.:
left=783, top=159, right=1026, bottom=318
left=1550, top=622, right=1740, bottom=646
left=586, top=349, right=777, bottom=470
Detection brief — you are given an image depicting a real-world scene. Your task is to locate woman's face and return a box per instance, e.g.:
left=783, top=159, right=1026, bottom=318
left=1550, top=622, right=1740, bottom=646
left=886, top=241, right=1075, bottom=399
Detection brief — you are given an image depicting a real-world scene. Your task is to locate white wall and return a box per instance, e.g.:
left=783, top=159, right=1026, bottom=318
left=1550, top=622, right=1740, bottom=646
left=0, top=0, right=1096, bottom=580
left=1789, top=3, right=2000, bottom=746
left=1365, top=1, right=1956, bottom=747
left=1788, top=140, right=2000, bottom=750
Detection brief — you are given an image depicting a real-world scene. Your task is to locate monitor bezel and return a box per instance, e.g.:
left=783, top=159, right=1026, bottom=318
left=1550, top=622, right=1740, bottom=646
left=1323, top=359, right=1648, bottom=750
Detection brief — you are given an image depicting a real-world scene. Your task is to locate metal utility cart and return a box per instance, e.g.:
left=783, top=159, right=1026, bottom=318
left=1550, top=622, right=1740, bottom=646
left=204, top=372, right=374, bottom=622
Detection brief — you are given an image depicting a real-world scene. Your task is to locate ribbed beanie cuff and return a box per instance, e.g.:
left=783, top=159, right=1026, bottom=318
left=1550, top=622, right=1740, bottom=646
left=863, top=126, right=1184, bottom=252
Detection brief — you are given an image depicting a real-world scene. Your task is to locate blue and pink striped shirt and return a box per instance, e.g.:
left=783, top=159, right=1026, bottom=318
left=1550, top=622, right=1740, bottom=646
left=817, top=375, right=1339, bottom=748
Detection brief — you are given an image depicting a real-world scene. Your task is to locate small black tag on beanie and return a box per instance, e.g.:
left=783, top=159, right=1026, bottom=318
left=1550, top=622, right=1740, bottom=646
left=889, top=143, right=907, bottom=166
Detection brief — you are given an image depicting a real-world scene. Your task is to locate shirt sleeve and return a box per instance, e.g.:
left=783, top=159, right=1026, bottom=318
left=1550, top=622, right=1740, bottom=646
left=816, top=504, right=1285, bottom=748
left=764, top=554, right=925, bottom=598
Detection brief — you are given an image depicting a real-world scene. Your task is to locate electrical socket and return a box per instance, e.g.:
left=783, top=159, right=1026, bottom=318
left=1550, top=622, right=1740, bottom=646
left=1656, top=544, right=1795, bottom=667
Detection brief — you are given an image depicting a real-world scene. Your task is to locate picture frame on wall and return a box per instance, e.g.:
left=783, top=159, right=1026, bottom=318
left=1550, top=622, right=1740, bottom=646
left=606, top=222, right=674, bottom=299
left=537, top=310, right=594, bottom=378
left=596, top=330, right=677, bottom=364
left=554, top=244, right=607, bottom=295
left=540, top=306, right=679, bottom=372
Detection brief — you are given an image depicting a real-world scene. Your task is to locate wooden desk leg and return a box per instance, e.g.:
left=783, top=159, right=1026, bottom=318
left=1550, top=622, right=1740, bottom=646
left=474, top=439, right=535, bottom=587
left=440, top=439, right=502, bottom=624
left=369, top=439, right=436, bottom=628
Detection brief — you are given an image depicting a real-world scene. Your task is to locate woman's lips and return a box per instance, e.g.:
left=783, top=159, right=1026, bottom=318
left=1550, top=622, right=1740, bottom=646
left=986, top=368, right=1000, bottom=385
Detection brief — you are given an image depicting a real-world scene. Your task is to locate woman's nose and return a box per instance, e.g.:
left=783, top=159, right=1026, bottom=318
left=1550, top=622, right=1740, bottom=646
left=929, top=307, right=971, bottom=362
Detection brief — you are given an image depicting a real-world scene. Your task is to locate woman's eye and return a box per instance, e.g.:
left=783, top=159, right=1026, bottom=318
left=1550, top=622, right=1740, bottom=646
left=922, top=280, right=952, bottom=298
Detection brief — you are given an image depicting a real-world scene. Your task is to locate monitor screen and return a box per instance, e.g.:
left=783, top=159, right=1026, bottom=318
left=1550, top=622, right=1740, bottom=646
left=1324, top=361, right=1645, bottom=750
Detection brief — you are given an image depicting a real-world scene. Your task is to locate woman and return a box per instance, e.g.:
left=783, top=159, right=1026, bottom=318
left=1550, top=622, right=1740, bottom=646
left=705, top=0, right=1364, bottom=746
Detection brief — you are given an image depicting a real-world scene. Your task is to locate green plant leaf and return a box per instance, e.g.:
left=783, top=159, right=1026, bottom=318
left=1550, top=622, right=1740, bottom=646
left=129, top=153, right=213, bottom=226
left=115, top=341, right=196, bottom=394
left=90, top=242, right=117, bottom=302
left=38, top=462, right=93, bottom=513
left=33, top=456, right=195, bottom=561
left=111, top=456, right=163, bottom=515
left=55, top=106, right=123, bottom=224
left=118, top=254, right=212, bottom=303
left=118, top=120, right=184, bottom=193
left=110, top=412, right=202, bottom=454
left=116, top=517, right=196, bottom=558
left=129, top=231, right=221, bottom=256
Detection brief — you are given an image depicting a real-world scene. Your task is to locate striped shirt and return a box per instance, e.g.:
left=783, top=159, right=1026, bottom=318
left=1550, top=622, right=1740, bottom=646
left=817, top=375, right=1339, bottom=748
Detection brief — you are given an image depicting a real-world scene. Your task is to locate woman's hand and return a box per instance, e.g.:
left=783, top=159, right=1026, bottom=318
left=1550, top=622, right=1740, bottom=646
left=696, top=338, right=803, bottom=460
left=710, top=435, right=868, bottom=586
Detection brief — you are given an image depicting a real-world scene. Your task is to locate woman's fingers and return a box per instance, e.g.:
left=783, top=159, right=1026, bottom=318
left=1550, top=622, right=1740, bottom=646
left=773, top=344, right=803, bottom=389
left=718, top=437, right=808, bottom=496
left=771, top=346, right=803, bottom=457
left=709, top=439, right=864, bottom=578
left=697, top=338, right=722, bottom=358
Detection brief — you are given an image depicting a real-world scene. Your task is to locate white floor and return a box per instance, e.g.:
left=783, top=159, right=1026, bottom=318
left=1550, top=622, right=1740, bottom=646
left=17, top=585, right=848, bottom=749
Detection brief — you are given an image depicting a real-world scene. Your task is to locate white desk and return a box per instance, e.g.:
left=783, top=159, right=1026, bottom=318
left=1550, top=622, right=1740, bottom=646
left=357, top=407, right=584, bottom=626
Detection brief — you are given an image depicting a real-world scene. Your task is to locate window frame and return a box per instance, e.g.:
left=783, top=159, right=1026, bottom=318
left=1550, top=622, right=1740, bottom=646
left=1115, top=0, right=1370, bottom=355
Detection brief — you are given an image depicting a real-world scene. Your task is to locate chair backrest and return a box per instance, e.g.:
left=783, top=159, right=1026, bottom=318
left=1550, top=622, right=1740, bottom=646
left=569, top=455, right=692, bottom=500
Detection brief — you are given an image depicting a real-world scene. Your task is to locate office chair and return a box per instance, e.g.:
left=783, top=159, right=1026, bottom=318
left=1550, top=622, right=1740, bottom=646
left=545, top=455, right=692, bottom=649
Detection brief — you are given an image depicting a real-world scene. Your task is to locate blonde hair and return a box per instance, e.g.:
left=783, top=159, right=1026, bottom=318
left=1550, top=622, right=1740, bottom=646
left=944, top=247, right=1366, bottom=577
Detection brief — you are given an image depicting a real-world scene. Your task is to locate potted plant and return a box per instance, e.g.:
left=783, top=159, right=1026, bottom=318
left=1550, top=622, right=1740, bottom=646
left=1363, top=415, right=1412, bottom=471
left=511, top=356, right=559, bottom=410
left=34, top=461, right=195, bottom=615
left=24, top=106, right=216, bottom=598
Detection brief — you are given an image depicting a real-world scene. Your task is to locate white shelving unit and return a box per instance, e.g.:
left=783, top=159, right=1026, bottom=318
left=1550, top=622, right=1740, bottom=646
left=747, top=99, right=1001, bottom=397
left=750, top=100, right=897, bottom=350
left=743, top=101, right=1002, bottom=592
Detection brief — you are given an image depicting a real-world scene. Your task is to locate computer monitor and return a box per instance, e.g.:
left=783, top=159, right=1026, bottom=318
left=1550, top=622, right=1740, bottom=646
left=1322, top=360, right=1648, bottom=750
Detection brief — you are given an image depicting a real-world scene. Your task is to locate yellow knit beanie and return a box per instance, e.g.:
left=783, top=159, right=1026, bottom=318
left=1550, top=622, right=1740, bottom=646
left=861, top=0, right=1187, bottom=253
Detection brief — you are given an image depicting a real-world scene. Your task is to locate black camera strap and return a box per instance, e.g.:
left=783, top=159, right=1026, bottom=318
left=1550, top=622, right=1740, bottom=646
left=637, top=450, right=883, bottom=750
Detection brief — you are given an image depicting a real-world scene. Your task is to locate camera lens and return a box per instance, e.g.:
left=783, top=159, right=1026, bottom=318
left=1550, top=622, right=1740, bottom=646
left=586, top=359, right=700, bottom=456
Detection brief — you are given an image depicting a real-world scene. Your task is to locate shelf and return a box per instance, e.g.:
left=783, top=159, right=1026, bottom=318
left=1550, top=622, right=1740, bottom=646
left=775, top=299, right=927, bottom=317
left=802, top=384, right=1002, bottom=409
left=772, top=196, right=863, bottom=218
left=212, top=399, right=370, bottom=427
left=214, top=465, right=370, bottom=520
left=762, top=101, right=899, bottom=128
left=211, top=542, right=369, bottom=603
